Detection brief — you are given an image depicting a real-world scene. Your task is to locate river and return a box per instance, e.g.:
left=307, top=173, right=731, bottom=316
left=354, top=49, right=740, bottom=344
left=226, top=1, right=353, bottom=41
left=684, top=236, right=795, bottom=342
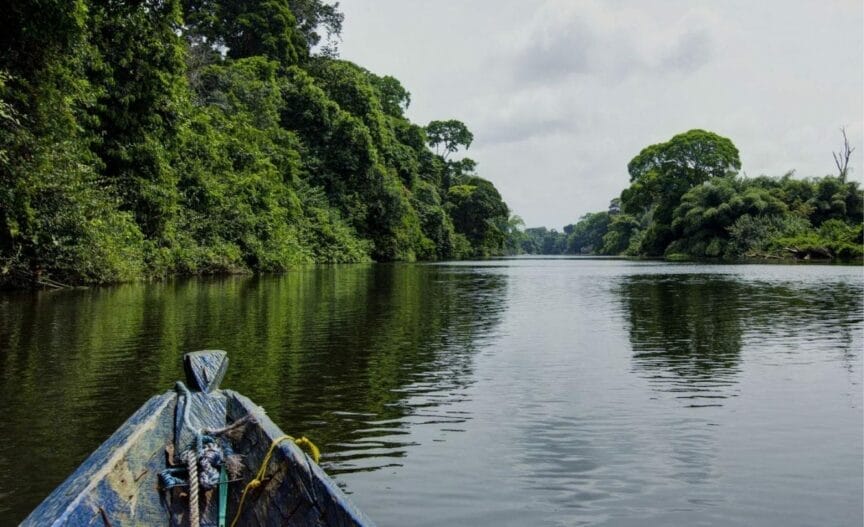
left=0, top=258, right=861, bottom=526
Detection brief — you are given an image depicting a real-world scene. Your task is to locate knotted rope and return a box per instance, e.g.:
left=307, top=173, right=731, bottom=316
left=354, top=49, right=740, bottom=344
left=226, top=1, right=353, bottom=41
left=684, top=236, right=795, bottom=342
left=169, top=382, right=319, bottom=527
left=164, top=382, right=248, bottom=526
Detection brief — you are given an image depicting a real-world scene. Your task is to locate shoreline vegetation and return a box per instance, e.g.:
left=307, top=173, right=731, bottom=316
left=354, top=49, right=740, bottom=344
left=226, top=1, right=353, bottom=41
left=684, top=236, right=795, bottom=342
left=506, top=129, right=863, bottom=263
left=1, top=4, right=861, bottom=290
left=1, top=0, right=509, bottom=289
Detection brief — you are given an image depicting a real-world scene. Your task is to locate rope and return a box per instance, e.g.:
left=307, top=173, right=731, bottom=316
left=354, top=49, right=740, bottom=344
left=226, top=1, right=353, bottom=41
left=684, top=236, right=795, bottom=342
left=175, top=381, right=198, bottom=436
left=198, top=438, right=228, bottom=489
left=170, top=384, right=254, bottom=525
left=293, top=437, right=321, bottom=464
left=229, top=435, right=320, bottom=527
left=186, top=450, right=200, bottom=527
left=203, top=414, right=254, bottom=436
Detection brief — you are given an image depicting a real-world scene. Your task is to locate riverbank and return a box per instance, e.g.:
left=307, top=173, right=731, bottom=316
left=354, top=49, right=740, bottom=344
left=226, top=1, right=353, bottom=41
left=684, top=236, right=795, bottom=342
left=7, top=252, right=864, bottom=292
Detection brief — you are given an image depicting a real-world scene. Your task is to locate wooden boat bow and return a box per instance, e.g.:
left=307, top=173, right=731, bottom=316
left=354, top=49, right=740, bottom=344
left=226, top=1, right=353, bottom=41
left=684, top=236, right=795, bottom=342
left=22, top=350, right=376, bottom=527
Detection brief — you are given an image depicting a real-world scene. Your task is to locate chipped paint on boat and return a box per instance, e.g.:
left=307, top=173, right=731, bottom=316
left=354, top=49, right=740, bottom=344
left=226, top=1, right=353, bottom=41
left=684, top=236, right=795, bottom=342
left=22, top=351, right=376, bottom=527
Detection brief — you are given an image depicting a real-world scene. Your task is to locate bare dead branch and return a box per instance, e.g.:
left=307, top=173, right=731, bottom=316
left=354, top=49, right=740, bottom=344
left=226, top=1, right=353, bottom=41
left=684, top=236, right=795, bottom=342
left=833, top=127, right=855, bottom=180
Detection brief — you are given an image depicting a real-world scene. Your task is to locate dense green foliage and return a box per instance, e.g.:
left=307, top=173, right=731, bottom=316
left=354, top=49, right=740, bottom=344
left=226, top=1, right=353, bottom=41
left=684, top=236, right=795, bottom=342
left=620, top=130, right=742, bottom=255
left=510, top=226, right=566, bottom=255
left=0, top=0, right=509, bottom=286
left=508, top=130, right=863, bottom=261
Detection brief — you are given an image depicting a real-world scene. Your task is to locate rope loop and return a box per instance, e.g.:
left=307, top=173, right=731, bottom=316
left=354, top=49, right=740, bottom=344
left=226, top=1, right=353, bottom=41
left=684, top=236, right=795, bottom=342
left=294, top=436, right=321, bottom=464
left=229, top=434, right=321, bottom=527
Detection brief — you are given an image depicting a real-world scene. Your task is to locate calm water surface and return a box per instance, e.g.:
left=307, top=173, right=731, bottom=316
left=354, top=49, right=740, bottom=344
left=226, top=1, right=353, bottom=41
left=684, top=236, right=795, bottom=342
left=0, top=258, right=861, bottom=526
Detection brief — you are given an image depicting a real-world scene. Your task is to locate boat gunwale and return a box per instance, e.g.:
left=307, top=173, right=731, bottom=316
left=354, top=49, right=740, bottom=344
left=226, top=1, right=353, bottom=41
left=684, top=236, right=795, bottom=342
left=21, top=388, right=377, bottom=527
left=21, top=392, right=176, bottom=526
left=224, top=390, right=376, bottom=527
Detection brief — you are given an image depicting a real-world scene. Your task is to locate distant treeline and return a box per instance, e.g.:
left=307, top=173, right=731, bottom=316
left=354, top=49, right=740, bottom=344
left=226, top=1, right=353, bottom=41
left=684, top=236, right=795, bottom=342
left=0, top=0, right=509, bottom=288
left=508, top=129, right=863, bottom=260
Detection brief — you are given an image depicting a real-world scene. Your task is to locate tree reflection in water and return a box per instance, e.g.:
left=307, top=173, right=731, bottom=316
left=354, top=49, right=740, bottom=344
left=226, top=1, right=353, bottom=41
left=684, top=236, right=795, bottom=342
left=0, top=264, right=508, bottom=524
left=618, top=273, right=862, bottom=405
left=618, top=274, right=744, bottom=406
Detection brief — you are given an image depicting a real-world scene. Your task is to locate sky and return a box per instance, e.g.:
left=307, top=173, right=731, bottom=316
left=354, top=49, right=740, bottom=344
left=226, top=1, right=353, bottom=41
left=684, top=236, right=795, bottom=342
left=336, top=0, right=864, bottom=229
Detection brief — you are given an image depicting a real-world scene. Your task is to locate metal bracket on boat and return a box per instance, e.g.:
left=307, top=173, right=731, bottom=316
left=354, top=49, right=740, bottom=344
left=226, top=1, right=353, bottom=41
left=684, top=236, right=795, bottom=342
left=183, top=350, right=229, bottom=393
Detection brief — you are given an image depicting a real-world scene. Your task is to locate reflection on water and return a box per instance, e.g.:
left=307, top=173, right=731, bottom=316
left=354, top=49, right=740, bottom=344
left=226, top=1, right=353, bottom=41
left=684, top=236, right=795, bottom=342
left=0, top=260, right=861, bottom=526
left=618, top=275, right=744, bottom=406
left=0, top=265, right=508, bottom=524
left=619, top=274, right=863, bottom=406
left=737, top=279, right=862, bottom=372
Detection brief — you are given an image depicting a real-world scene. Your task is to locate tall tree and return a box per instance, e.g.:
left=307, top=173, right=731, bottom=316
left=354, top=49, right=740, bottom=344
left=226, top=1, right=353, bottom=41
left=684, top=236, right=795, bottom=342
left=1, top=0, right=147, bottom=285
left=287, top=0, right=344, bottom=55
left=183, top=0, right=308, bottom=65
left=89, top=0, right=188, bottom=240
left=567, top=212, right=611, bottom=254
left=621, top=129, right=741, bottom=254
left=426, top=119, right=473, bottom=160
left=447, top=176, right=508, bottom=256
left=370, top=75, right=410, bottom=117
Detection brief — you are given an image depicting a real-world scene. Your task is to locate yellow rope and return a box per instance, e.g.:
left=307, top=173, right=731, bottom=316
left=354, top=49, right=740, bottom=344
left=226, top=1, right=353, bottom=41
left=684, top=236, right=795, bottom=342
left=293, top=436, right=320, bottom=464
left=229, top=435, right=320, bottom=527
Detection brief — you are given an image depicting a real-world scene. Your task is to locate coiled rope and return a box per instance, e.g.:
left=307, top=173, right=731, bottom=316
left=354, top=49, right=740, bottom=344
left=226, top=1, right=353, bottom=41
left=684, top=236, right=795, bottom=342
left=229, top=435, right=320, bottom=527
left=173, top=382, right=318, bottom=527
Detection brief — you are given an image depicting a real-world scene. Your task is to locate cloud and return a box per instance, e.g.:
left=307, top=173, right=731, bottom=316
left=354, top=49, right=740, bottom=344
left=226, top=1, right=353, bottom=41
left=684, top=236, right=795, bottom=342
left=476, top=1, right=720, bottom=149
left=479, top=114, right=575, bottom=145
left=512, top=1, right=717, bottom=84
left=339, top=0, right=863, bottom=228
left=468, top=85, right=583, bottom=146
left=660, top=30, right=715, bottom=73
left=513, top=18, right=601, bottom=82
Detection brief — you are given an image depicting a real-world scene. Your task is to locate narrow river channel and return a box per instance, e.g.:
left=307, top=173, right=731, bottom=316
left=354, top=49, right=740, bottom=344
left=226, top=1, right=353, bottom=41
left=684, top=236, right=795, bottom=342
left=1, top=258, right=861, bottom=526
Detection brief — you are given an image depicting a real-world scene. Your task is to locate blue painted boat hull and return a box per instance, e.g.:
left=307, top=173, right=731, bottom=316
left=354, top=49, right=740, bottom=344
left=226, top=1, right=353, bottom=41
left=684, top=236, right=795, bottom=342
left=22, top=353, right=375, bottom=526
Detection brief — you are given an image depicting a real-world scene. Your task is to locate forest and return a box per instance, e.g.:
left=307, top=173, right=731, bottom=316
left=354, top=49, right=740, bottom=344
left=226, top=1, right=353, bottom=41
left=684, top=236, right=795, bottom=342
left=2, top=3, right=861, bottom=291
left=509, top=129, right=864, bottom=260
left=0, top=0, right=510, bottom=287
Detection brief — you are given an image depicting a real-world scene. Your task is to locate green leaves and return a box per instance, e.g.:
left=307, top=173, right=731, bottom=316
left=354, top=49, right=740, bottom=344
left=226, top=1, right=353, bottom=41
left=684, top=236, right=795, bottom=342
left=1, top=0, right=511, bottom=287
left=620, top=129, right=742, bottom=254
left=184, top=0, right=307, bottom=65
left=426, top=120, right=473, bottom=159
left=446, top=177, right=509, bottom=257
left=566, top=212, right=611, bottom=254
left=666, top=177, right=786, bottom=257
left=525, top=129, right=862, bottom=262
left=627, top=129, right=741, bottom=183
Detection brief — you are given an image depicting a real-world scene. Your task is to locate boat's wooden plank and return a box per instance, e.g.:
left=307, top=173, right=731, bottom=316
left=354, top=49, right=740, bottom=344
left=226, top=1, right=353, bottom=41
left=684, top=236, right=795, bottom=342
left=224, top=391, right=376, bottom=527
left=173, top=389, right=228, bottom=451
left=223, top=401, right=318, bottom=525
left=21, top=393, right=176, bottom=527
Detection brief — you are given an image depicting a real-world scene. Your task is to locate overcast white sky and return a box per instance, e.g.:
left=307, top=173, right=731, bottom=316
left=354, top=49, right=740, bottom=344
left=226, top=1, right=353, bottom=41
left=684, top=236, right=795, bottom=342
left=337, top=0, right=863, bottom=229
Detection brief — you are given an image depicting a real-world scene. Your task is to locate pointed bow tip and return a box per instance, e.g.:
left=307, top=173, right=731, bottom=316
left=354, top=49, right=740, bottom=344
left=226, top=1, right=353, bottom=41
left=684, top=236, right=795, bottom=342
left=183, top=350, right=229, bottom=393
